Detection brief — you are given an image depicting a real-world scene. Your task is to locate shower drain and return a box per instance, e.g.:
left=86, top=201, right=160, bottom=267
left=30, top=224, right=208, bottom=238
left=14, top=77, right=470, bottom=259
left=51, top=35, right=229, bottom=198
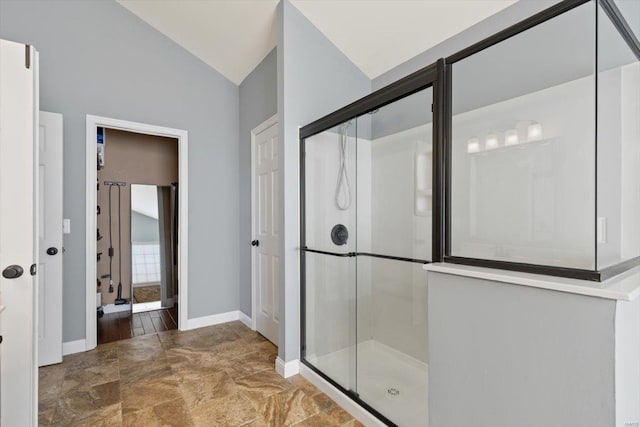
left=387, top=388, right=400, bottom=397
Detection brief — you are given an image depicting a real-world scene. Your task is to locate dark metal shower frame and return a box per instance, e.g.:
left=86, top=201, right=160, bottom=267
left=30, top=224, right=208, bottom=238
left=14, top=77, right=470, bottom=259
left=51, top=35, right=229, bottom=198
left=298, top=0, right=640, bottom=425
left=443, top=0, right=640, bottom=282
left=299, top=59, right=444, bottom=427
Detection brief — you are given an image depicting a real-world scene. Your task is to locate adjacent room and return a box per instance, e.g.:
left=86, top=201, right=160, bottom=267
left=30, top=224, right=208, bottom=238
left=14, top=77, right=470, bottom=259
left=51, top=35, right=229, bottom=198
left=0, top=0, right=638, bottom=426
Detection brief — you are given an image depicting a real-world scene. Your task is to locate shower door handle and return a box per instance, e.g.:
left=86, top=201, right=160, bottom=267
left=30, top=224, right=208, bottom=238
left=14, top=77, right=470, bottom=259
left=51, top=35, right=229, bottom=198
left=251, top=240, right=259, bottom=247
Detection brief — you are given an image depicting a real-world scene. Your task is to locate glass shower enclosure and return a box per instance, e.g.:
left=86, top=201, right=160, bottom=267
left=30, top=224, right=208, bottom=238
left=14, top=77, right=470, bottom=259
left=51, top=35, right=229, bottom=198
left=300, top=0, right=639, bottom=425
left=300, top=67, right=442, bottom=426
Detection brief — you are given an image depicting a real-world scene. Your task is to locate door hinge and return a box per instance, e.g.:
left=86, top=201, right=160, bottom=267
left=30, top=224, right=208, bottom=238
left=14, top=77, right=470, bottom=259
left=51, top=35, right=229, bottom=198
left=30, top=264, right=37, bottom=276
left=25, top=44, right=31, bottom=69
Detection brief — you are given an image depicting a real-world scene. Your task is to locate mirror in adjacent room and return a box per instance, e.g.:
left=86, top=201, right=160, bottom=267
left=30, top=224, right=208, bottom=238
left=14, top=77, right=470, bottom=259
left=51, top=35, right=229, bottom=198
left=130, top=183, right=178, bottom=313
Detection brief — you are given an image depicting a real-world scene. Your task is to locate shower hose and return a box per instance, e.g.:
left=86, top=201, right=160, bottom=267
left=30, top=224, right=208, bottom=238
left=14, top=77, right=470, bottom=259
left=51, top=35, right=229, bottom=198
left=335, top=124, right=351, bottom=210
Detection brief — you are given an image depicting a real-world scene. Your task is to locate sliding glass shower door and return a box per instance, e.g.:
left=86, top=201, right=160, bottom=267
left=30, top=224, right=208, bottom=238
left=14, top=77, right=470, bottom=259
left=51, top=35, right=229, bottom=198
left=301, top=86, right=434, bottom=427
left=303, top=119, right=358, bottom=392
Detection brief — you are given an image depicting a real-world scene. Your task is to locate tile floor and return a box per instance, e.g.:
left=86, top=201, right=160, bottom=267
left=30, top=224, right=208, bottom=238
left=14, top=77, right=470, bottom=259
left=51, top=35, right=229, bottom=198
left=39, top=321, right=364, bottom=427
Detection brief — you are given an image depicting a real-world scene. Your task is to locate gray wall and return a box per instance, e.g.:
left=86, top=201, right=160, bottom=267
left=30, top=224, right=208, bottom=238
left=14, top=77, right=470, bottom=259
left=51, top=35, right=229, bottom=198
left=238, top=48, right=278, bottom=317
left=428, top=272, right=616, bottom=427
left=0, top=0, right=240, bottom=341
left=372, top=0, right=560, bottom=91
left=278, top=0, right=371, bottom=360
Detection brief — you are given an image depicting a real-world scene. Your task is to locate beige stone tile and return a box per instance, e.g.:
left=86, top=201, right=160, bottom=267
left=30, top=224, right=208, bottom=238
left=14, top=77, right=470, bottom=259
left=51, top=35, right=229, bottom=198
left=39, top=322, right=360, bottom=427
left=123, top=398, right=194, bottom=427
left=342, top=419, right=366, bottom=427
left=224, top=350, right=277, bottom=379
left=118, top=333, right=161, bottom=349
left=179, top=370, right=238, bottom=406
left=118, top=337, right=166, bottom=367
left=213, top=339, right=263, bottom=360
left=159, top=330, right=205, bottom=349
left=119, top=358, right=172, bottom=386
left=310, top=392, right=336, bottom=413
left=38, top=408, right=56, bottom=427
left=286, top=375, right=320, bottom=397
left=51, top=380, right=121, bottom=425
left=236, top=369, right=296, bottom=405
left=39, top=364, right=67, bottom=414
left=60, top=402, right=122, bottom=427
left=196, top=324, right=242, bottom=343
left=254, top=388, right=321, bottom=427
left=60, top=361, right=120, bottom=395
left=167, top=348, right=229, bottom=383
left=39, top=363, right=67, bottom=389
left=165, top=346, right=206, bottom=365
left=188, top=392, right=257, bottom=427
left=241, top=339, right=278, bottom=356
left=291, top=406, right=353, bottom=427
left=63, top=346, right=118, bottom=370
left=120, top=374, right=182, bottom=415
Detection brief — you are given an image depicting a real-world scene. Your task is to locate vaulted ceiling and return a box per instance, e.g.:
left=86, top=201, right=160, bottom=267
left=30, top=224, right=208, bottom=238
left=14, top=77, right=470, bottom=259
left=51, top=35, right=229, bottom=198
left=117, top=0, right=517, bottom=85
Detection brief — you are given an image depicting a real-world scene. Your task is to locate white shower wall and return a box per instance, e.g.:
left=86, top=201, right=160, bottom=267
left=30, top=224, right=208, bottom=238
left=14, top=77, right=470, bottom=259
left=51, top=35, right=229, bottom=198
left=369, top=125, right=432, bottom=364
left=451, top=75, right=596, bottom=268
left=451, top=61, right=640, bottom=271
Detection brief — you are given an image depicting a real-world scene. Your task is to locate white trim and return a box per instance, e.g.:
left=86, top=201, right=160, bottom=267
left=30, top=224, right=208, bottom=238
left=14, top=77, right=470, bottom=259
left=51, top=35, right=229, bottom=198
left=239, top=311, right=253, bottom=329
left=85, top=115, right=189, bottom=351
left=425, top=262, right=640, bottom=301
left=275, top=357, right=299, bottom=378
left=62, top=339, right=87, bottom=356
left=299, top=363, right=384, bottom=427
left=186, top=310, right=240, bottom=330
left=251, top=114, right=278, bottom=332
left=132, top=301, right=162, bottom=314
left=102, top=303, right=132, bottom=314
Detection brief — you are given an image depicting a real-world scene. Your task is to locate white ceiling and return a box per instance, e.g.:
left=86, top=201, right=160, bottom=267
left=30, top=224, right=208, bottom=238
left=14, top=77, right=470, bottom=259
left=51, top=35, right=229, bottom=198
left=117, top=0, right=279, bottom=85
left=117, top=0, right=517, bottom=85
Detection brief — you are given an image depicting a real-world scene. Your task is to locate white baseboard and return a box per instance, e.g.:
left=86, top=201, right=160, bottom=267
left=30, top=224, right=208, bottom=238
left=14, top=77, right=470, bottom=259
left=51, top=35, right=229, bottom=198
left=102, top=303, right=131, bottom=314
left=63, top=339, right=87, bottom=356
left=275, top=357, right=299, bottom=378
left=239, top=311, right=252, bottom=329
left=186, top=310, right=241, bottom=330
left=299, top=363, right=384, bottom=427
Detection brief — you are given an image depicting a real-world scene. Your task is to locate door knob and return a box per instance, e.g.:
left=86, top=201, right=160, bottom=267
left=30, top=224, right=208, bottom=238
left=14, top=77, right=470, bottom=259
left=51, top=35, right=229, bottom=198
left=47, top=247, right=59, bottom=256
left=2, top=265, right=24, bottom=279
left=251, top=240, right=260, bottom=247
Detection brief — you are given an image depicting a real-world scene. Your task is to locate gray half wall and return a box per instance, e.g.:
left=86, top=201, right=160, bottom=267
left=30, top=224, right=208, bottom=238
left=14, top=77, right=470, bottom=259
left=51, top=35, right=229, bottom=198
left=278, top=0, right=371, bottom=361
left=239, top=48, right=278, bottom=317
left=0, top=0, right=240, bottom=341
left=428, top=272, right=616, bottom=427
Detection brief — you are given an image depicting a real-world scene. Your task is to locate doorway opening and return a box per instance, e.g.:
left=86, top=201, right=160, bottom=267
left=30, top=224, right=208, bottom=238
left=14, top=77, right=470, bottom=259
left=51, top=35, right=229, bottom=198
left=86, top=116, right=188, bottom=350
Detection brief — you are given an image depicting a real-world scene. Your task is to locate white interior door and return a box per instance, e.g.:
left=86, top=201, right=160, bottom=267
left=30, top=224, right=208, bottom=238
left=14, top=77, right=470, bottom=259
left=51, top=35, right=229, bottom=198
left=38, top=111, right=63, bottom=367
left=252, top=118, right=280, bottom=344
left=0, top=39, right=38, bottom=426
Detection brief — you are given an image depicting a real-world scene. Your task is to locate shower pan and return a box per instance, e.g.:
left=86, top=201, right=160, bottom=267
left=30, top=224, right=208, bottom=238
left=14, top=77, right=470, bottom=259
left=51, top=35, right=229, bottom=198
left=300, top=67, right=442, bottom=426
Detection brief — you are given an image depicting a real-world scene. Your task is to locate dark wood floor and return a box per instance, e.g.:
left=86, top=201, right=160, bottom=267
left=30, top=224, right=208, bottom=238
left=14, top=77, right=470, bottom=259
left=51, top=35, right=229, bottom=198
left=97, top=306, right=178, bottom=345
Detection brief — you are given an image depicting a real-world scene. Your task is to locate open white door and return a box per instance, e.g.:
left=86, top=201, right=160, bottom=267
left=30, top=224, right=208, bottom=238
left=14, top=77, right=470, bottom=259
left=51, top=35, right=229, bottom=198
left=38, top=111, right=63, bottom=367
left=0, top=39, right=39, bottom=426
left=252, top=117, right=280, bottom=345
